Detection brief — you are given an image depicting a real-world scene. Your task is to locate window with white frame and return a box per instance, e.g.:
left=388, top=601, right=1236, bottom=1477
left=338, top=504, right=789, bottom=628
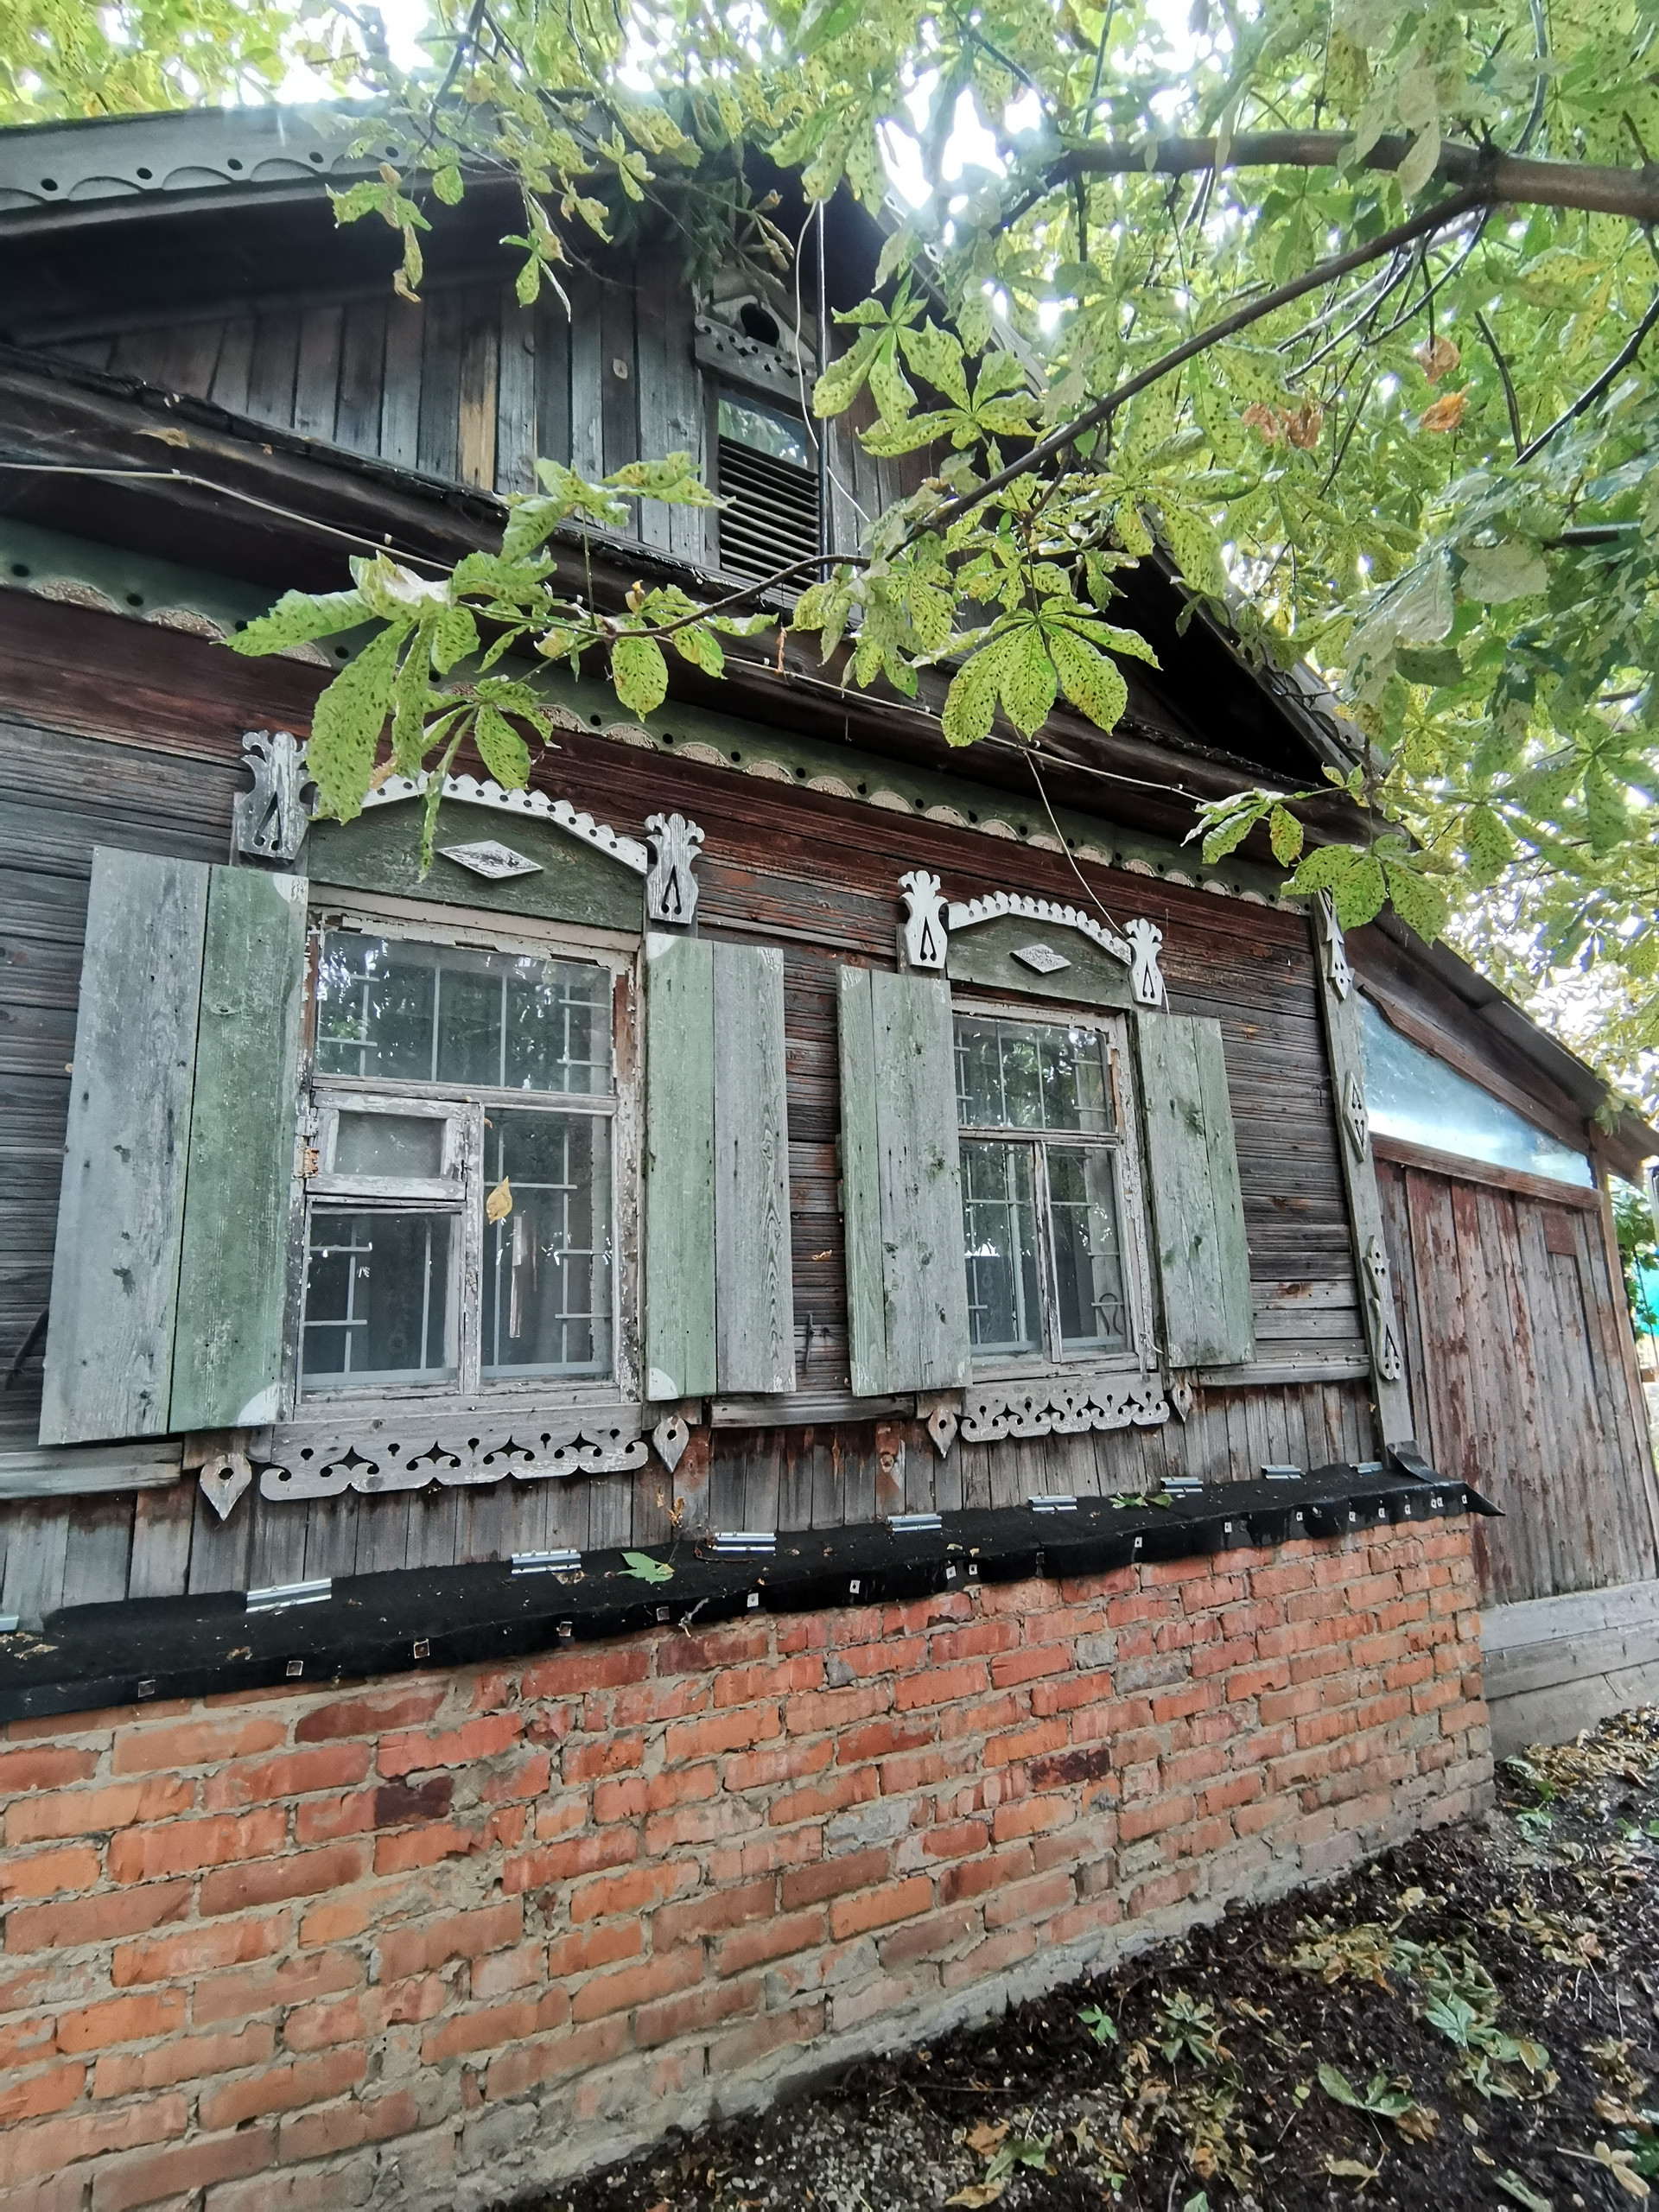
left=954, top=1007, right=1151, bottom=1371
left=302, top=926, right=626, bottom=1398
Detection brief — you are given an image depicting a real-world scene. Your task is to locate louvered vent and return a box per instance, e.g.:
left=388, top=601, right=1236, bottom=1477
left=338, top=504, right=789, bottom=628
left=715, top=390, right=820, bottom=582
left=717, top=439, right=821, bottom=580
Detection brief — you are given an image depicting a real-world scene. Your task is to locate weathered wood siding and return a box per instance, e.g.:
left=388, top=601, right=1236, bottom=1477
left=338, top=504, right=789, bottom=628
left=3, top=591, right=1382, bottom=1618
left=42, top=256, right=913, bottom=567
left=1377, top=1150, right=1659, bottom=1605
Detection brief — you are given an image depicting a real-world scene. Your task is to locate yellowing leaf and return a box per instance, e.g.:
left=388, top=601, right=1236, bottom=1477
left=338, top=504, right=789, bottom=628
left=965, top=2121, right=1008, bottom=2156
left=1414, top=335, right=1459, bottom=383
left=1420, top=390, right=1468, bottom=435
left=1268, top=804, right=1304, bottom=867
left=610, top=632, right=668, bottom=717
left=486, top=1176, right=513, bottom=1223
left=945, top=2188, right=1005, bottom=2209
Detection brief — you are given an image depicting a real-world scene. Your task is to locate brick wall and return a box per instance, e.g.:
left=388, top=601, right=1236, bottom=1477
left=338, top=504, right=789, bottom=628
left=0, top=1524, right=1491, bottom=2212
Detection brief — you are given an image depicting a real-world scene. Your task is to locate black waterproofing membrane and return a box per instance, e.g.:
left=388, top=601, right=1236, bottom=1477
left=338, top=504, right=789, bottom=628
left=0, top=1454, right=1497, bottom=1723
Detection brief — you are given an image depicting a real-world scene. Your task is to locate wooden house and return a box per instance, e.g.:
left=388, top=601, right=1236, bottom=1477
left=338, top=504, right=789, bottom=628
left=0, top=101, right=1653, bottom=2206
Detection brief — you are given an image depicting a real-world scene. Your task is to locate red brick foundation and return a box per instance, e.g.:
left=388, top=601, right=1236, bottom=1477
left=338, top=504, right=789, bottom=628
left=0, top=1523, right=1491, bottom=2211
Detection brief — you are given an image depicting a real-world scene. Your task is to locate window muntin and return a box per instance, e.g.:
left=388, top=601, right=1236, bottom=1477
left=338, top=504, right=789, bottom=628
left=956, top=1011, right=1142, bottom=1370
left=301, top=927, right=625, bottom=1402
left=315, top=933, right=612, bottom=1096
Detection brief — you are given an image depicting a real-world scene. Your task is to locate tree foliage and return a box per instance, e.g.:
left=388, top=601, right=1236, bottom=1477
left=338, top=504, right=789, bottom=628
left=16, top=0, right=1659, bottom=1104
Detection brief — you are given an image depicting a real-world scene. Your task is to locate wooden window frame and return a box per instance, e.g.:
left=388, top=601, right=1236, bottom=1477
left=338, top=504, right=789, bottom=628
left=951, top=994, right=1160, bottom=1389
left=285, top=897, right=643, bottom=1421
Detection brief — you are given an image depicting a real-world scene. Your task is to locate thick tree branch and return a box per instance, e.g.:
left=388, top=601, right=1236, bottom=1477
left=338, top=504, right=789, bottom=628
left=925, top=188, right=1485, bottom=534
left=1051, top=133, right=1659, bottom=223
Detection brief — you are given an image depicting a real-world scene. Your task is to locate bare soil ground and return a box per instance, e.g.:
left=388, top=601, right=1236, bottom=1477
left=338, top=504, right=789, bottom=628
left=522, top=1711, right=1659, bottom=2212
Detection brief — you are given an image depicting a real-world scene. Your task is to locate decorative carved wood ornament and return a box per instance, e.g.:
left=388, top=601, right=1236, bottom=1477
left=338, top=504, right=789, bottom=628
left=899, top=870, right=950, bottom=970
left=198, top=1451, right=253, bottom=1520
left=899, top=879, right=1170, bottom=1004
left=1309, top=892, right=1413, bottom=1437
left=1124, top=917, right=1168, bottom=1007
left=358, top=771, right=651, bottom=873
left=256, top=1414, right=649, bottom=1499
left=233, top=729, right=311, bottom=863
left=438, top=839, right=543, bottom=881
left=645, top=813, right=705, bottom=925
left=1343, top=1069, right=1370, bottom=1160
left=960, top=1376, right=1170, bottom=1441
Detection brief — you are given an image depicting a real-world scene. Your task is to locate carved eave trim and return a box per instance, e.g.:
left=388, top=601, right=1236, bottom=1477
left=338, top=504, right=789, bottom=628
left=960, top=1375, right=1169, bottom=1442
left=946, top=891, right=1133, bottom=966
left=356, top=773, right=650, bottom=874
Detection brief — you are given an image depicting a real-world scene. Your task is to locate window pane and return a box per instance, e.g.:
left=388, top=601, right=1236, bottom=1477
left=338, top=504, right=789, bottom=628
left=481, top=1111, right=613, bottom=1377
left=955, top=1015, right=1111, bottom=1133
left=1359, top=995, right=1593, bottom=1188
left=719, top=391, right=811, bottom=467
left=961, top=1141, right=1042, bottom=1357
left=334, top=1110, right=445, bottom=1179
left=302, top=1211, right=454, bottom=1387
left=1047, top=1146, right=1131, bottom=1354
left=315, top=933, right=612, bottom=1095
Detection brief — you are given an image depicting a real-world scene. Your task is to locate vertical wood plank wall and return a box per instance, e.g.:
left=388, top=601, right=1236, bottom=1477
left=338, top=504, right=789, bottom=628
left=1376, top=1154, right=1659, bottom=1605
left=48, top=257, right=925, bottom=566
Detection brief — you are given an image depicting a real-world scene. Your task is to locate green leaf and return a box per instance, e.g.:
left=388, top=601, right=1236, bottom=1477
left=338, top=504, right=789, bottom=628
left=474, top=703, right=532, bottom=788
left=997, top=625, right=1058, bottom=736
left=1046, top=623, right=1128, bottom=733
left=605, top=451, right=723, bottom=505
left=1268, top=804, right=1305, bottom=867
left=898, top=320, right=969, bottom=410
left=1459, top=541, right=1548, bottom=604
left=1585, top=761, right=1629, bottom=855
left=942, top=647, right=1002, bottom=747
left=1319, top=2063, right=1363, bottom=2108
left=1160, top=506, right=1229, bottom=600
left=229, top=588, right=371, bottom=656
left=1495, top=2172, right=1554, bottom=2212
left=1395, top=646, right=1465, bottom=689
left=1332, top=852, right=1387, bottom=929
left=431, top=163, right=464, bottom=206
left=610, top=632, right=668, bottom=717
left=431, top=604, right=480, bottom=675
left=308, top=623, right=407, bottom=822
left=1465, top=804, right=1516, bottom=887
left=812, top=333, right=879, bottom=418
left=1287, top=842, right=1362, bottom=896
left=621, top=1551, right=675, bottom=1584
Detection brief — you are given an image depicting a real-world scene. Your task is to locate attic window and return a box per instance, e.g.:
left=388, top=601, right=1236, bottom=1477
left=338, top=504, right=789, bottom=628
left=716, top=390, right=820, bottom=582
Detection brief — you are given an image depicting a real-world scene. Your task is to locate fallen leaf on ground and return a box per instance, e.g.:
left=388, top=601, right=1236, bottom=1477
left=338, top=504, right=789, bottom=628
left=965, top=2121, right=1007, bottom=2157
left=1495, top=2171, right=1554, bottom=2212
left=945, top=2185, right=1005, bottom=2209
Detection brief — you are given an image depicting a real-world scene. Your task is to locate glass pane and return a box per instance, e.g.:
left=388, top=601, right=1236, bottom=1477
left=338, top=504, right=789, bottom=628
left=961, top=1141, right=1042, bottom=1357
left=1047, top=1146, right=1131, bottom=1354
left=315, top=933, right=612, bottom=1095
left=955, top=1016, right=1111, bottom=1134
left=1359, top=996, right=1593, bottom=1188
left=302, top=1211, right=454, bottom=1388
left=334, top=1111, right=445, bottom=1179
left=719, top=391, right=811, bottom=467
left=481, top=1111, right=613, bottom=1377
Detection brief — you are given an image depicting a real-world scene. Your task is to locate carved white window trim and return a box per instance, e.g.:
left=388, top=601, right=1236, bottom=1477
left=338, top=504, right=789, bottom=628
left=959, top=1373, right=1171, bottom=1443
left=947, top=890, right=1134, bottom=965
left=254, top=1403, right=651, bottom=1502
left=356, top=772, right=651, bottom=875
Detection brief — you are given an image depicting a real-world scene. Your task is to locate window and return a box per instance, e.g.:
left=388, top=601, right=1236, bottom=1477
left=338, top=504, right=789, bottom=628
left=954, top=1009, right=1147, bottom=1370
left=715, top=388, right=820, bottom=581
left=302, top=929, right=625, bottom=1398
left=1358, top=995, right=1594, bottom=1189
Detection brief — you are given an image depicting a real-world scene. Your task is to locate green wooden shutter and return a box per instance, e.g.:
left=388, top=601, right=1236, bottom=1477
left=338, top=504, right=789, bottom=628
left=1132, top=1012, right=1255, bottom=1368
left=40, top=849, right=211, bottom=1446
left=644, top=935, right=794, bottom=1401
left=837, top=966, right=970, bottom=1397
left=41, top=854, right=310, bottom=1446
left=170, top=868, right=308, bottom=1430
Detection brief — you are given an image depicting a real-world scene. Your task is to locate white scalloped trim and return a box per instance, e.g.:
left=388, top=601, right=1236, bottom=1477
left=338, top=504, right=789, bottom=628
left=357, top=772, right=649, bottom=873
left=945, top=890, right=1132, bottom=965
